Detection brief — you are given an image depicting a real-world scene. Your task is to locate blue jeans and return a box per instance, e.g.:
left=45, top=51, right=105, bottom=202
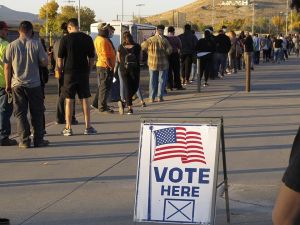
left=190, top=63, right=196, bottom=80
left=149, top=69, right=168, bottom=100
left=274, top=48, right=282, bottom=63
left=136, top=87, right=144, bottom=101
left=214, top=53, right=227, bottom=76
left=0, top=88, right=13, bottom=141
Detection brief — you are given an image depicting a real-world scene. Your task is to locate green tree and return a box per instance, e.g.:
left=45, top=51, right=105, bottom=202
left=272, top=15, right=285, bottom=33
left=80, top=7, right=96, bottom=31
left=39, top=0, right=59, bottom=36
left=57, top=5, right=96, bottom=32
left=256, top=17, right=270, bottom=33
left=289, top=12, right=300, bottom=32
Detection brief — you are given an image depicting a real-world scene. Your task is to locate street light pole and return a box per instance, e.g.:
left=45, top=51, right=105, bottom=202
left=64, top=0, right=80, bottom=28
left=285, top=0, right=288, bottom=35
left=252, top=2, right=255, bottom=34
left=211, top=0, right=215, bottom=26
left=122, top=0, right=124, bottom=21
left=136, top=4, right=145, bottom=24
left=78, top=0, right=81, bottom=30
left=46, top=0, right=48, bottom=41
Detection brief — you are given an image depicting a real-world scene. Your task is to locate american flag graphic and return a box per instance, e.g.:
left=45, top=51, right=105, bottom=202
left=153, top=127, right=206, bottom=164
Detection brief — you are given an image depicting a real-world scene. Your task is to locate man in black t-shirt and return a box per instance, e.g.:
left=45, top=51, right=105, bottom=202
left=273, top=127, right=300, bottom=225
left=273, top=37, right=283, bottom=63
left=57, top=18, right=96, bottom=136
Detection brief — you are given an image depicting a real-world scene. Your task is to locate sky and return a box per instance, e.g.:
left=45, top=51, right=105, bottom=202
left=0, top=0, right=196, bottom=21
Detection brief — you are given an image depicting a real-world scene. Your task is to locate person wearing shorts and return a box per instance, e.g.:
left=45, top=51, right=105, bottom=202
left=57, top=18, right=96, bottom=136
left=273, top=126, right=300, bottom=225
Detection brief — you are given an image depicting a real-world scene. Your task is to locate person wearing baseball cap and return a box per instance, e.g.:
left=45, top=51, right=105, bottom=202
left=0, top=21, right=17, bottom=146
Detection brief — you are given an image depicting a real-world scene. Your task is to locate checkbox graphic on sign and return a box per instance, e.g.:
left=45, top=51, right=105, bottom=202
left=163, top=199, right=195, bottom=223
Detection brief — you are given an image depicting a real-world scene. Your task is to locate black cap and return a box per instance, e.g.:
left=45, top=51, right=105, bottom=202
left=0, top=21, right=9, bottom=30
left=156, top=24, right=165, bottom=30
left=168, top=26, right=175, bottom=33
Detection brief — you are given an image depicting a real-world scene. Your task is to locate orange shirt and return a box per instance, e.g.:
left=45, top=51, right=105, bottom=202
left=94, top=36, right=116, bottom=69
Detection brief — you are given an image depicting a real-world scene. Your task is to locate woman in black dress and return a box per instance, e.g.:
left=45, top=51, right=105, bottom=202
left=117, top=31, right=141, bottom=114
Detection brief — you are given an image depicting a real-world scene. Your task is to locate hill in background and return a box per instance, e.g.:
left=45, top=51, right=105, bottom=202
left=146, top=0, right=287, bottom=28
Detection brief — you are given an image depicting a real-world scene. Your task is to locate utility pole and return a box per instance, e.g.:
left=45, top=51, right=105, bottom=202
left=211, top=0, right=215, bottom=26
left=285, top=0, right=288, bottom=35
left=78, top=0, right=81, bottom=30
left=46, top=0, right=48, bottom=42
left=291, top=10, right=293, bottom=32
left=64, top=0, right=81, bottom=29
left=122, top=0, right=124, bottom=21
left=136, top=4, right=145, bottom=24
left=252, top=2, right=255, bottom=34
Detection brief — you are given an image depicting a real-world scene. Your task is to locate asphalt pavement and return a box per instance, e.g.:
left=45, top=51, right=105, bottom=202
left=1, top=56, right=300, bottom=225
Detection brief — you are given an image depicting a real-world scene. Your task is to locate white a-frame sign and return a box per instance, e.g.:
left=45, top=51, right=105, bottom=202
left=134, top=117, right=230, bottom=225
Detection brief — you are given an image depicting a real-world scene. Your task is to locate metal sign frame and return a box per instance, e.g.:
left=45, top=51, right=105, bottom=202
left=134, top=116, right=230, bottom=225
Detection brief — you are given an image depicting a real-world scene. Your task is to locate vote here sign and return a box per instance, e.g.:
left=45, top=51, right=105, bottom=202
left=134, top=123, right=219, bottom=224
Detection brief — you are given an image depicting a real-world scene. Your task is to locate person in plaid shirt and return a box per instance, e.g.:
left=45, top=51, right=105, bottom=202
left=141, top=25, right=172, bottom=103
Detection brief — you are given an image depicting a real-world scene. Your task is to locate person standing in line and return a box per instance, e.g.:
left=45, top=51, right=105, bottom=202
left=265, top=35, right=272, bottom=62
left=117, top=31, right=141, bottom=114
left=237, top=31, right=246, bottom=70
left=292, top=34, right=300, bottom=57
left=280, top=34, right=289, bottom=61
left=273, top=36, right=283, bottom=64
left=189, top=29, right=197, bottom=82
left=195, top=29, right=216, bottom=87
left=0, top=21, right=17, bottom=146
left=214, top=29, right=231, bottom=78
left=141, top=24, right=172, bottom=103
left=92, top=23, right=117, bottom=114
left=4, top=21, right=49, bottom=148
left=178, top=24, right=198, bottom=85
left=53, top=22, right=78, bottom=125
left=273, top=1, right=300, bottom=221
left=243, top=31, right=254, bottom=72
left=227, top=30, right=238, bottom=74
left=57, top=18, right=96, bottom=136
left=167, top=26, right=185, bottom=91
left=38, top=37, right=49, bottom=135
left=252, top=33, right=261, bottom=65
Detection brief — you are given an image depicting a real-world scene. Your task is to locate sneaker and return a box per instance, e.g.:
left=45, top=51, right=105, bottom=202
left=148, top=98, right=154, bottom=103
left=71, top=119, right=79, bottom=125
left=203, top=83, right=209, bottom=87
left=100, top=109, right=114, bottom=114
left=0, top=138, right=18, bottom=146
left=141, top=102, right=146, bottom=107
left=218, top=74, right=224, bottom=79
left=62, top=128, right=73, bottom=136
left=19, top=140, right=31, bottom=148
left=158, top=97, right=164, bottom=102
left=118, top=101, right=124, bottom=115
left=90, top=105, right=98, bottom=110
left=55, top=120, right=66, bottom=125
left=127, top=109, right=133, bottom=115
left=34, top=140, right=50, bottom=148
left=84, top=126, right=97, bottom=135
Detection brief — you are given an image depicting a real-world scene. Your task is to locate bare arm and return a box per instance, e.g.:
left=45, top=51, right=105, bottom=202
left=273, top=183, right=300, bottom=225
left=4, top=63, right=12, bottom=93
left=88, top=57, right=94, bottom=72
left=57, top=58, right=63, bottom=79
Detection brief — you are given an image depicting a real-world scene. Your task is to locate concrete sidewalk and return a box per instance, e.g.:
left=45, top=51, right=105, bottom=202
left=1, top=57, right=300, bottom=225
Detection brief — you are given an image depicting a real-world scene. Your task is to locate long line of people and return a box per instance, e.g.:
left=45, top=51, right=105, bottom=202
left=2, top=18, right=300, bottom=147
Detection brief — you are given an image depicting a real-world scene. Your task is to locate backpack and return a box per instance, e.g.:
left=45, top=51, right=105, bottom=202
left=123, top=46, right=138, bottom=69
